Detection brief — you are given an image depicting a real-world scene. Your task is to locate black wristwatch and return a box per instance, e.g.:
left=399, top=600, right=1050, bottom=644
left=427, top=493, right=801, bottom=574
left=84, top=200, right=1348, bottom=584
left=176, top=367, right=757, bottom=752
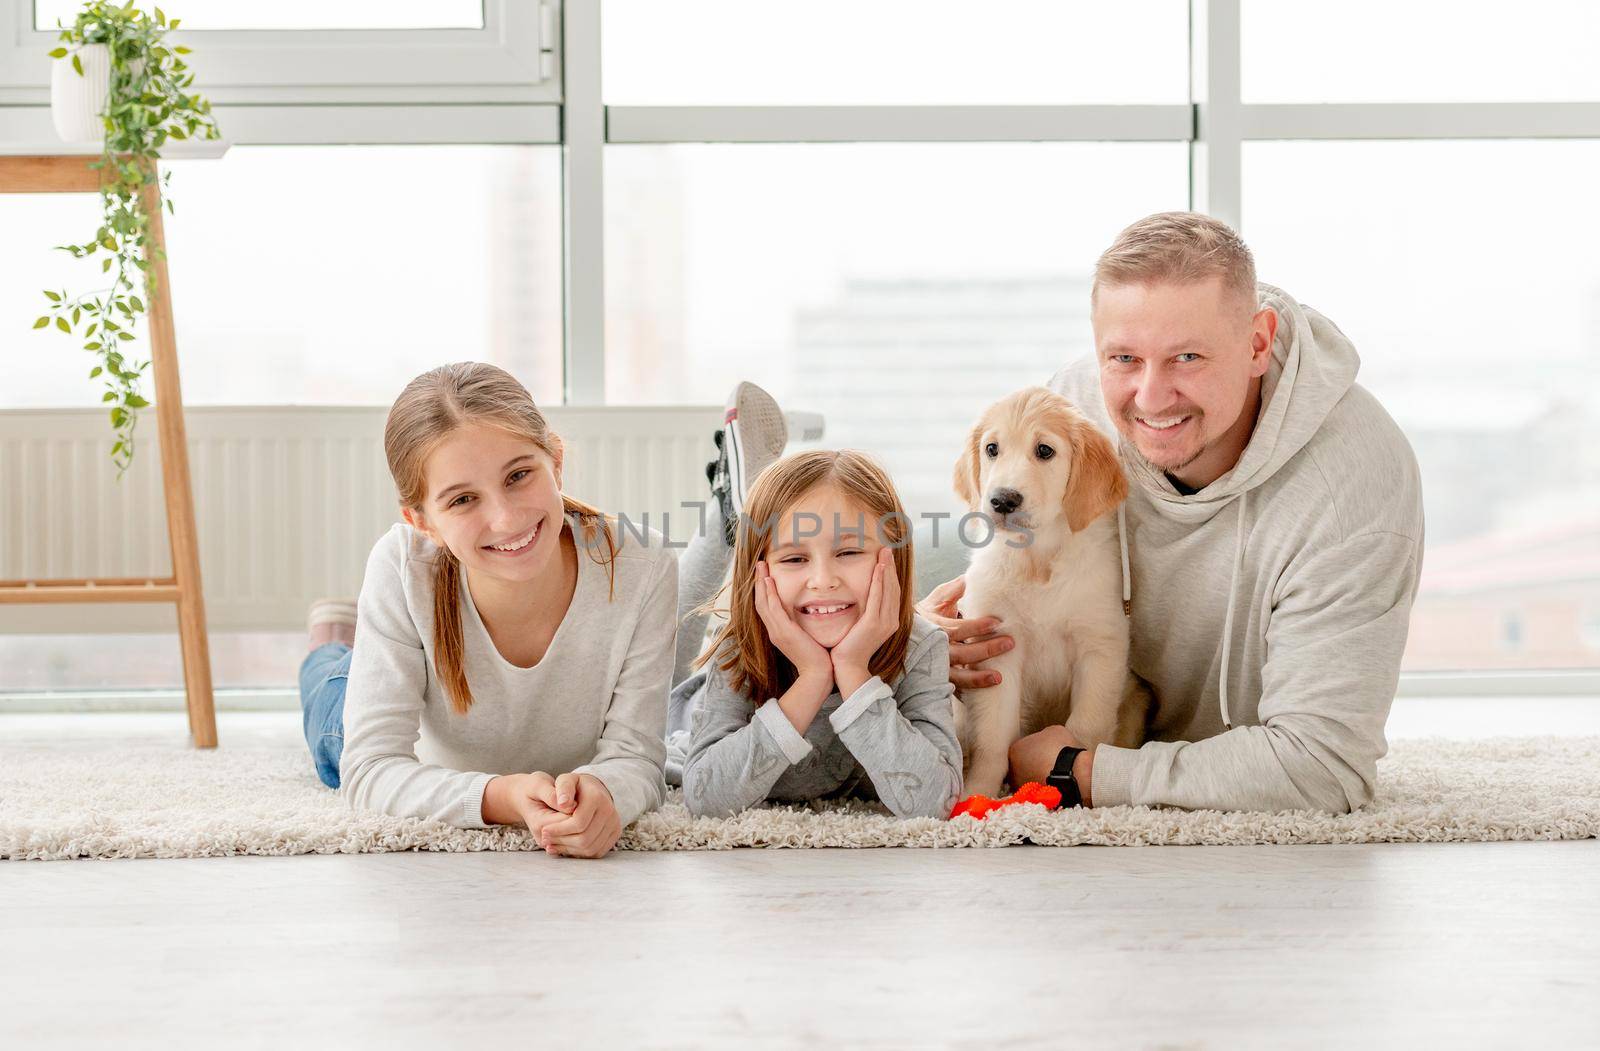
left=1044, top=745, right=1087, bottom=808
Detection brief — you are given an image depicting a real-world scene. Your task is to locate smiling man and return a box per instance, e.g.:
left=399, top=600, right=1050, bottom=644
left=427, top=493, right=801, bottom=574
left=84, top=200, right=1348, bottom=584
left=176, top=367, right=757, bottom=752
left=919, top=211, right=1425, bottom=814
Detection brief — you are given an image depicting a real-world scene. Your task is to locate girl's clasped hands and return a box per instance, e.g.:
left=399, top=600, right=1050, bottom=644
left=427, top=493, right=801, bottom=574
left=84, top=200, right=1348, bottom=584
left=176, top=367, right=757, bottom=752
left=483, top=769, right=622, bottom=858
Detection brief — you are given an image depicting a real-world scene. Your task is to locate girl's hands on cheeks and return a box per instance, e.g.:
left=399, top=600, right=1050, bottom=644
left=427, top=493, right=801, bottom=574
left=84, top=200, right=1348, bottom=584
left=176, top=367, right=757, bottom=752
left=830, top=547, right=900, bottom=699
left=753, top=560, right=833, bottom=679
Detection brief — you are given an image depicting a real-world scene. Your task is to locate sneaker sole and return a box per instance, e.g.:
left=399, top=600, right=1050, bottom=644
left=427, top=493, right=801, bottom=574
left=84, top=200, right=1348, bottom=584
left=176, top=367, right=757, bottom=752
left=725, top=382, right=788, bottom=514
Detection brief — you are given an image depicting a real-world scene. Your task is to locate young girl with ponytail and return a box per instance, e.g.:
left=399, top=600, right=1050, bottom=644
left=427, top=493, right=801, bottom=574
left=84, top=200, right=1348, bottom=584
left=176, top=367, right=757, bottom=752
left=297, top=362, right=676, bottom=859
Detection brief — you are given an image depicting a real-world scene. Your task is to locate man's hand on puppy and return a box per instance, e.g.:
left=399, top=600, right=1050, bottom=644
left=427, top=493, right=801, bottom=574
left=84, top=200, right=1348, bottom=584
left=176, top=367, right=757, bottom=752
left=1007, top=724, right=1095, bottom=807
left=915, top=575, right=1015, bottom=689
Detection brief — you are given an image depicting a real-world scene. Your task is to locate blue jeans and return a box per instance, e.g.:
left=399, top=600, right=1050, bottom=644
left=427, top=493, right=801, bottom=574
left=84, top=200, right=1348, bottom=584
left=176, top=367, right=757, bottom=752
left=299, top=642, right=352, bottom=788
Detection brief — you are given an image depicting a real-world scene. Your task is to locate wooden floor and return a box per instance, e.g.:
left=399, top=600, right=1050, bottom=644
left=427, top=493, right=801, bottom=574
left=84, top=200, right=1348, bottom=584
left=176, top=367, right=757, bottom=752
left=3, top=704, right=1598, bottom=1048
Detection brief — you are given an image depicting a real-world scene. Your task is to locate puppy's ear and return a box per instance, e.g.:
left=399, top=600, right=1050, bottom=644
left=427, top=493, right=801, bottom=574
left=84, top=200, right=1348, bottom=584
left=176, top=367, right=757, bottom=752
left=952, top=421, right=984, bottom=510
left=1063, top=418, right=1128, bottom=532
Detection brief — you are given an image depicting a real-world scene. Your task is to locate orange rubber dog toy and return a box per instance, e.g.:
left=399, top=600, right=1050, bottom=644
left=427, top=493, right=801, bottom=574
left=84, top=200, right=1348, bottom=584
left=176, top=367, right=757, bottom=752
left=949, top=781, right=1062, bottom=820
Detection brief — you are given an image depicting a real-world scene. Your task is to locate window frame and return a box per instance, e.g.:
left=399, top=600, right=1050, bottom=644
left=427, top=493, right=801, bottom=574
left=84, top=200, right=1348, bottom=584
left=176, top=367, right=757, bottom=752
left=0, top=0, right=558, bottom=105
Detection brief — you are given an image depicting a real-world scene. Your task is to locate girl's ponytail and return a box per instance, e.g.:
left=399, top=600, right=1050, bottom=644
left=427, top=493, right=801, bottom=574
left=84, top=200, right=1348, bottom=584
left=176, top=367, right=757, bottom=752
left=432, top=547, right=473, bottom=715
left=561, top=494, right=619, bottom=603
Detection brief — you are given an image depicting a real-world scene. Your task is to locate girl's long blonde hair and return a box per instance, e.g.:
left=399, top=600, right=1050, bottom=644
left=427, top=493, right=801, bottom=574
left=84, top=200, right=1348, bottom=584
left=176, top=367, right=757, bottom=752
left=384, top=362, right=618, bottom=715
left=695, top=449, right=916, bottom=703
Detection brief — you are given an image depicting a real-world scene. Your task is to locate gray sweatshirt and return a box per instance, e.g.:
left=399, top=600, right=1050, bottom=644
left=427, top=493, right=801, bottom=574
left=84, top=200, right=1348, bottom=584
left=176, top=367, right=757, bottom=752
left=339, top=521, right=675, bottom=829
left=1047, top=282, right=1425, bottom=814
left=679, top=614, right=964, bottom=819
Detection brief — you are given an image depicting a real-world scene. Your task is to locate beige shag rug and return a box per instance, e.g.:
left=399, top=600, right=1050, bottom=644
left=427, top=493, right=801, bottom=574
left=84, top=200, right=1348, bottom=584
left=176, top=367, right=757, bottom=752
left=2, top=734, right=1596, bottom=860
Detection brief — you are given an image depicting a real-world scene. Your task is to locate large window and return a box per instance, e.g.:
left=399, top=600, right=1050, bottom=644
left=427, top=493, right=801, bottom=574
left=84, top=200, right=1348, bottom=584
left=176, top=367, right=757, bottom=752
left=602, top=0, right=1189, bottom=105
left=1244, top=140, right=1600, bottom=670
left=1242, top=0, right=1600, bottom=103
left=605, top=142, right=1188, bottom=515
left=2, top=0, right=1597, bottom=692
left=1, top=146, right=563, bottom=408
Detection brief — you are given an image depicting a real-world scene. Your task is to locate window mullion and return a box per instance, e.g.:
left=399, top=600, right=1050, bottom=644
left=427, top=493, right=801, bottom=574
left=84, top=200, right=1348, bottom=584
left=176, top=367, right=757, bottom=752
left=561, top=0, right=606, bottom=405
left=1189, top=0, right=1242, bottom=229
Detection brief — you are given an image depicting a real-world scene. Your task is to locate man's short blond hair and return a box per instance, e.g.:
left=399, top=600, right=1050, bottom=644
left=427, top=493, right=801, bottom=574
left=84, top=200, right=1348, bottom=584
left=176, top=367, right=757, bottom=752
left=1092, top=211, right=1257, bottom=310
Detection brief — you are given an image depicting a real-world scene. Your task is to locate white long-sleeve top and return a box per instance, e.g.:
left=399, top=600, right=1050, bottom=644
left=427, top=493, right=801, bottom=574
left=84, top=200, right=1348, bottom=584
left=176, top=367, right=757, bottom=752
left=339, top=521, right=676, bottom=829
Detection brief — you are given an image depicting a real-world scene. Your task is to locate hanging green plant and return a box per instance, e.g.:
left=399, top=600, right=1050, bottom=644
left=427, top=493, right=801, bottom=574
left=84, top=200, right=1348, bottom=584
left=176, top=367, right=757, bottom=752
left=33, top=2, right=219, bottom=476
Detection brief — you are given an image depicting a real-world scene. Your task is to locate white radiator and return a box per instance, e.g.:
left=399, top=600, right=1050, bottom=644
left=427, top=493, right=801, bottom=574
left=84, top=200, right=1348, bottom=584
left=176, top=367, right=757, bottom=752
left=0, top=405, right=721, bottom=634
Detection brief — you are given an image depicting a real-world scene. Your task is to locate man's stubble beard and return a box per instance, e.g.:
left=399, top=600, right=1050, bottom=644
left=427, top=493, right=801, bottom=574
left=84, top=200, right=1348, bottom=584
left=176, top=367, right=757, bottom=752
left=1121, top=411, right=1206, bottom=475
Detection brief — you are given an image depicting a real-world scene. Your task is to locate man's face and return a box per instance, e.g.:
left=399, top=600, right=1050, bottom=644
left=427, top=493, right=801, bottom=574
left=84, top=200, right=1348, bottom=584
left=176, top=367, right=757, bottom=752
left=1092, top=276, right=1275, bottom=484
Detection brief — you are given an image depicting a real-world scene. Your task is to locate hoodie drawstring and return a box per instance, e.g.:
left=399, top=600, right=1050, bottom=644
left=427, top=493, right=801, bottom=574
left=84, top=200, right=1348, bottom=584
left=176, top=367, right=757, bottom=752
left=1117, top=504, right=1132, bottom=617
left=1216, top=490, right=1249, bottom=731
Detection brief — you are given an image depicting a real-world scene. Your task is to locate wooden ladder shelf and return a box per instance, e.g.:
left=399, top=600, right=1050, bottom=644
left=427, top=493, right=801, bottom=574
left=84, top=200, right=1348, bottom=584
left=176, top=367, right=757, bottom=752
left=0, top=153, right=217, bottom=747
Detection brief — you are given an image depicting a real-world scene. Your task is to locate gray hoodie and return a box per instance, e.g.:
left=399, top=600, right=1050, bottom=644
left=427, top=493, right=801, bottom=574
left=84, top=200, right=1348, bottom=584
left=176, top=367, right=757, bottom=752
left=1047, top=283, right=1424, bottom=814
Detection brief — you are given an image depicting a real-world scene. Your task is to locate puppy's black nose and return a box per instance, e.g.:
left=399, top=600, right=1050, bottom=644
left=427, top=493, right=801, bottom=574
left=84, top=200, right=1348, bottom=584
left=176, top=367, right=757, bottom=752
left=988, top=488, right=1024, bottom=515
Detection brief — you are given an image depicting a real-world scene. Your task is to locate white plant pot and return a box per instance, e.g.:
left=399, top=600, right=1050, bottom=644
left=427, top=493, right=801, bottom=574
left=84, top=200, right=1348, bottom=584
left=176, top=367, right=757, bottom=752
left=51, top=42, right=111, bottom=143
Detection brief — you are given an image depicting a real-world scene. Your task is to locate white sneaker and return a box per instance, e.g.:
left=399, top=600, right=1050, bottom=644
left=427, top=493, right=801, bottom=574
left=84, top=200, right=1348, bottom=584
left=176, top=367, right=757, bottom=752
left=722, top=381, right=789, bottom=516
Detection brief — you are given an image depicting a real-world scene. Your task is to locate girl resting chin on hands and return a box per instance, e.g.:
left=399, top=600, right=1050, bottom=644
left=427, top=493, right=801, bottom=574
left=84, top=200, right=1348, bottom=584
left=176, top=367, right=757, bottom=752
left=676, top=450, right=963, bottom=820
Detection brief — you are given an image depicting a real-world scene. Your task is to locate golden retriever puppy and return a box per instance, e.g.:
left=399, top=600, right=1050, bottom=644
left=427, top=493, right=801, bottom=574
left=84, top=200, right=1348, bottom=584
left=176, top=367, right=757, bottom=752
left=952, top=387, right=1148, bottom=798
